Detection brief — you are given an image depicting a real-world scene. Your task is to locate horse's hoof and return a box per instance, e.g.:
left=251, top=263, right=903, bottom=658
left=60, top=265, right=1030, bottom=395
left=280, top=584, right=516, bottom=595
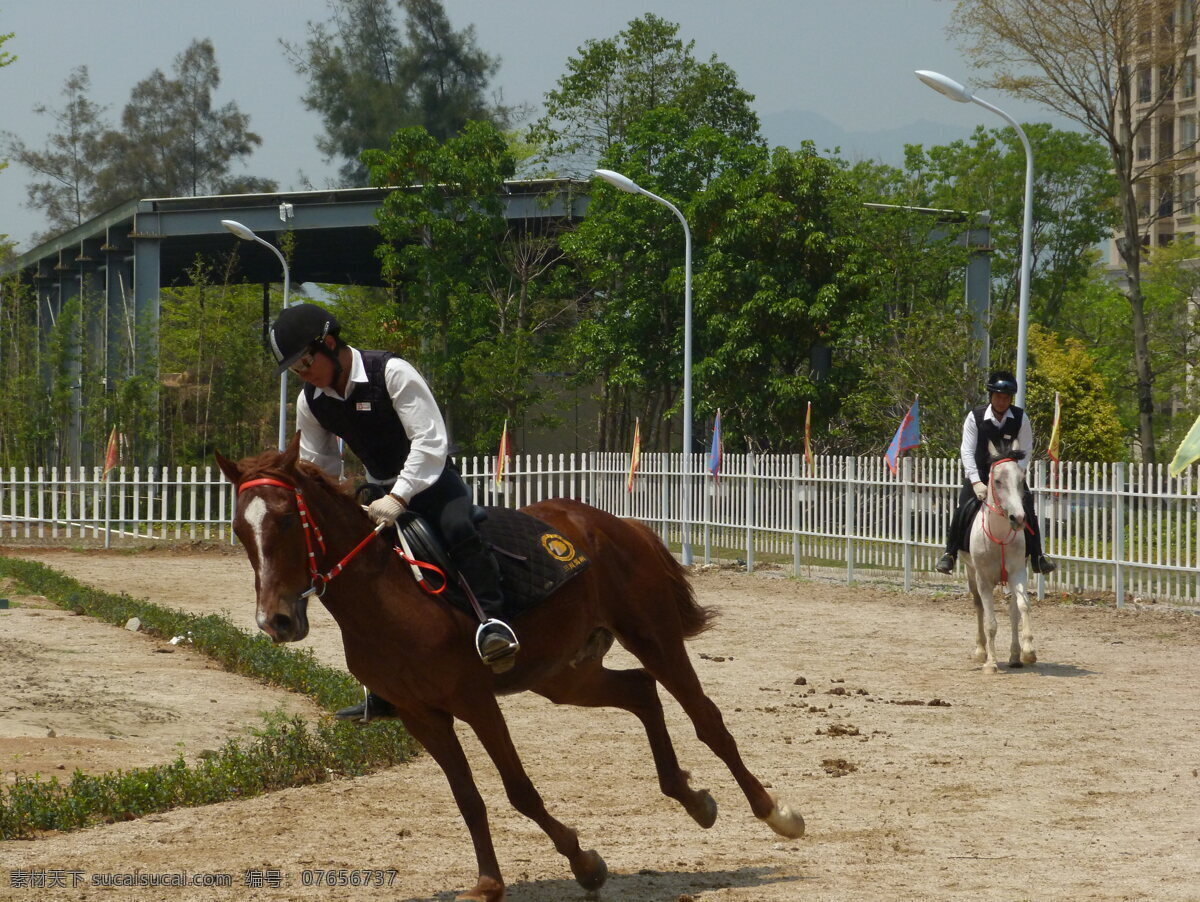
left=1022, top=651, right=1037, bottom=666
left=982, top=663, right=998, bottom=675
left=571, top=849, right=608, bottom=892
left=685, top=788, right=718, bottom=828
left=763, top=796, right=805, bottom=838
left=1008, top=660, right=1024, bottom=668
left=972, top=649, right=987, bottom=664
left=455, top=876, right=505, bottom=901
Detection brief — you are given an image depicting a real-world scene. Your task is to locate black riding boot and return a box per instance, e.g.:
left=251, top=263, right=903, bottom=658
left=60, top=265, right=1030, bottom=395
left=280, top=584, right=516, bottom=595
left=451, top=537, right=520, bottom=673
left=334, top=688, right=399, bottom=723
left=937, top=493, right=980, bottom=573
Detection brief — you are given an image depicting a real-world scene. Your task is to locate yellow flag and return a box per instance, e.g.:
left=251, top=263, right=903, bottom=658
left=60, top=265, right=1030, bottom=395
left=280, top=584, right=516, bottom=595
left=1169, top=411, right=1200, bottom=477
left=495, top=419, right=509, bottom=487
left=1047, top=392, right=1062, bottom=462
left=626, top=418, right=641, bottom=492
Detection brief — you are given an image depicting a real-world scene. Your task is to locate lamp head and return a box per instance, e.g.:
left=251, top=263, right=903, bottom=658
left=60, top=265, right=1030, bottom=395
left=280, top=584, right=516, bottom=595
left=915, top=69, right=973, bottom=103
left=593, top=168, right=642, bottom=194
left=221, top=219, right=258, bottom=241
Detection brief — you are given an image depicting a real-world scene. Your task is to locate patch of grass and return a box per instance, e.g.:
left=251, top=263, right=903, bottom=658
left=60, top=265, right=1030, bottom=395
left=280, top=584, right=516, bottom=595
left=0, top=557, right=417, bottom=840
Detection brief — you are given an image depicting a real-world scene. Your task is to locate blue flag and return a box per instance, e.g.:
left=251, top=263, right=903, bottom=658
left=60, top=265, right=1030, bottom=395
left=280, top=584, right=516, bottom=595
left=709, top=410, right=723, bottom=483
left=884, top=397, right=920, bottom=475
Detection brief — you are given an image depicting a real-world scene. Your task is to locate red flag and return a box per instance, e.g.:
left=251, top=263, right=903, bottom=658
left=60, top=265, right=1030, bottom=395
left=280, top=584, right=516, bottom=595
left=495, top=419, right=510, bottom=487
left=626, top=418, right=641, bottom=492
left=103, top=427, right=119, bottom=480
left=708, top=410, right=723, bottom=483
left=884, top=397, right=920, bottom=475
left=804, top=401, right=814, bottom=473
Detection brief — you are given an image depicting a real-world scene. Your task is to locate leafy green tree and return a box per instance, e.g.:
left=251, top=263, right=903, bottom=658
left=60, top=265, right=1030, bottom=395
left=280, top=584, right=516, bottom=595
left=529, top=13, right=760, bottom=177
left=1024, top=323, right=1125, bottom=461
left=286, top=0, right=509, bottom=186
left=899, top=124, right=1118, bottom=325
left=92, top=39, right=274, bottom=210
left=4, top=66, right=109, bottom=240
left=0, top=24, right=15, bottom=256
left=364, top=121, right=552, bottom=452
left=949, top=0, right=1200, bottom=462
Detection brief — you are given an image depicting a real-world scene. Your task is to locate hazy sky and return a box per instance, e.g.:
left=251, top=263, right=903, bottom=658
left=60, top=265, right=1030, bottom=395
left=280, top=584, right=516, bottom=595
left=0, top=0, right=1060, bottom=251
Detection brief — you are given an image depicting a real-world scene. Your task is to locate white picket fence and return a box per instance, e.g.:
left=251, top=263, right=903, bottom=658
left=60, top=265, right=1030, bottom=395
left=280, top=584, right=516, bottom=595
left=2, top=453, right=1198, bottom=607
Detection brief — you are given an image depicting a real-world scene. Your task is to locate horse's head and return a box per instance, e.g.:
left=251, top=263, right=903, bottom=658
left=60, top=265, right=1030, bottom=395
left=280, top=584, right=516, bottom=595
left=216, top=433, right=323, bottom=643
left=985, top=438, right=1027, bottom=530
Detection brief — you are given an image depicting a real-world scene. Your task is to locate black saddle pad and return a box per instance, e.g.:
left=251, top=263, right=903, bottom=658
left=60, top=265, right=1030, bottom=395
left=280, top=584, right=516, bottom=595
left=398, top=507, right=590, bottom=619
left=956, top=497, right=984, bottom=552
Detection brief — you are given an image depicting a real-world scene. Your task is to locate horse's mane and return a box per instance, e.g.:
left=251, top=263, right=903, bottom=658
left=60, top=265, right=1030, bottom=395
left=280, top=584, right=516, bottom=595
left=237, top=448, right=354, bottom=502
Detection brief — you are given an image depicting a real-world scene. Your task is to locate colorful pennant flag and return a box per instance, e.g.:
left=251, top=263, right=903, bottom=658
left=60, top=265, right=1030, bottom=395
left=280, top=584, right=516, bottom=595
left=884, top=396, right=920, bottom=475
left=804, top=401, right=814, bottom=473
left=709, top=410, right=723, bottom=483
left=1047, top=392, right=1062, bottom=463
left=103, top=426, right=120, bottom=481
left=495, top=419, right=510, bottom=487
left=627, top=417, right=641, bottom=492
left=1169, top=410, right=1200, bottom=477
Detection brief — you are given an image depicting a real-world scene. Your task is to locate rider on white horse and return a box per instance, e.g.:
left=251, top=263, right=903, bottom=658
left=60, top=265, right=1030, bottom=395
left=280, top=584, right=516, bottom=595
left=935, top=372, right=1056, bottom=576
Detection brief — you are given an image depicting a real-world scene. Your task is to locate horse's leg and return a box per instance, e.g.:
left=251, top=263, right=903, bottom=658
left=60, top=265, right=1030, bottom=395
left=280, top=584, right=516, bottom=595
left=965, top=558, right=987, bottom=664
left=399, top=708, right=505, bottom=902
left=535, top=662, right=718, bottom=829
left=456, top=696, right=608, bottom=894
left=1008, top=573, right=1037, bottom=667
left=618, top=631, right=804, bottom=839
left=976, top=579, right=1000, bottom=674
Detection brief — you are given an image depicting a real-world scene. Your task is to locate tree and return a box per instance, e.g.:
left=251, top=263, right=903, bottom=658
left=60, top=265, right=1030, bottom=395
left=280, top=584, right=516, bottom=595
left=4, top=66, right=109, bottom=240
left=898, top=124, right=1119, bottom=325
left=529, top=14, right=760, bottom=177
left=0, top=25, right=16, bottom=257
left=286, top=0, right=509, bottom=186
left=948, top=0, right=1200, bottom=462
left=92, top=39, right=274, bottom=210
left=363, top=121, right=536, bottom=449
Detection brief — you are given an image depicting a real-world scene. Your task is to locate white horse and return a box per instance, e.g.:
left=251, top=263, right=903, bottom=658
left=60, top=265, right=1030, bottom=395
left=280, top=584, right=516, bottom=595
left=961, top=440, right=1037, bottom=674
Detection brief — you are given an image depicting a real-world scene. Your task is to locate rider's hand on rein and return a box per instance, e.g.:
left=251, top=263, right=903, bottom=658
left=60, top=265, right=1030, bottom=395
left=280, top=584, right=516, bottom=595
left=973, top=482, right=988, bottom=501
left=367, top=494, right=407, bottom=526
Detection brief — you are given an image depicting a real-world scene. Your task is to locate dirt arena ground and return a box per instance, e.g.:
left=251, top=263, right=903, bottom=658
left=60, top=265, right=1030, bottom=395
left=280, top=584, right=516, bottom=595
left=0, top=546, right=1197, bottom=902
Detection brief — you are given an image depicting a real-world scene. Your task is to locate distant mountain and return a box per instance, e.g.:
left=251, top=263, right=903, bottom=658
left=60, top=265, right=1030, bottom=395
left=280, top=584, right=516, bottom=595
left=760, top=109, right=975, bottom=166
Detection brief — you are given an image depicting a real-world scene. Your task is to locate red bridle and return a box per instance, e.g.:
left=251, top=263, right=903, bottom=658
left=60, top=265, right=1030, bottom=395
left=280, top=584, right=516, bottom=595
left=980, top=457, right=1034, bottom=584
left=237, top=477, right=389, bottom=598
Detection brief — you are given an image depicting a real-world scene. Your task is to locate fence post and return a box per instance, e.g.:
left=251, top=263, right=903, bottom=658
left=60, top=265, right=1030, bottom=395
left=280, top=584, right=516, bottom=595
left=846, top=456, right=857, bottom=586
left=746, top=453, right=756, bottom=573
left=902, top=455, right=913, bottom=592
left=1114, top=461, right=1126, bottom=608
left=1033, top=458, right=1045, bottom=601
left=792, top=454, right=801, bottom=577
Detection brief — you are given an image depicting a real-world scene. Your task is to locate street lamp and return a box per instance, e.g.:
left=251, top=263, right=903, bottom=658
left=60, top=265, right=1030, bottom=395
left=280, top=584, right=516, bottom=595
left=915, top=69, right=1034, bottom=407
left=592, top=168, right=695, bottom=565
left=222, top=219, right=291, bottom=450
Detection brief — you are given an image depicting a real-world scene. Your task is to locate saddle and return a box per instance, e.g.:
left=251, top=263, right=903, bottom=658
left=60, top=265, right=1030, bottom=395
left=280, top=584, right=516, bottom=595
left=395, top=506, right=590, bottom=620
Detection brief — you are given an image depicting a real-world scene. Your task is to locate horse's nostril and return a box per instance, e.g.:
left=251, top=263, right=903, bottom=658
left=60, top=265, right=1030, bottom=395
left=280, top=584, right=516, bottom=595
left=269, top=613, right=293, bottom=635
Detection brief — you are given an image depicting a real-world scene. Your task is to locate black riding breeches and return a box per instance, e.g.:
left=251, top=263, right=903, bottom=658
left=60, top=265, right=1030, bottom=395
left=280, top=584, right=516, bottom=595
left=406, top=464, right=504, bottom=615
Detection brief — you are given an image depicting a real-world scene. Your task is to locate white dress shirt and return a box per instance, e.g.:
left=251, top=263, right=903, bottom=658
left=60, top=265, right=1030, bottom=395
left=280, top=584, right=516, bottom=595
left=295, top=347, right=449, bottom=503
left=960, top=405, right=1034, bottom=485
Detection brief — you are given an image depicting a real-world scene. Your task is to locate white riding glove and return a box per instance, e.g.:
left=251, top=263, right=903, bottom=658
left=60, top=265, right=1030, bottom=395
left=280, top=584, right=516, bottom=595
left=972, top=482, right=988, bottom=502
left=367, top=494, right=406, bottom=526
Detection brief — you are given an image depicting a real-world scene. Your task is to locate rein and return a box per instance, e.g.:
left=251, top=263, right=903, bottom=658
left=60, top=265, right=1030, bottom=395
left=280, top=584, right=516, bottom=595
left=236, top=476, right=447, bottom=597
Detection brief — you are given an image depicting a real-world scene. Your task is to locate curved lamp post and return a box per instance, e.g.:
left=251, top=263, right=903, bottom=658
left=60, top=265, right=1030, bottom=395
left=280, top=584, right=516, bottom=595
left=222, top=219, right=291, bottom=450
left=915, top=69, right=1034, bottom=407
left=592, top=168, right=694, bottom=565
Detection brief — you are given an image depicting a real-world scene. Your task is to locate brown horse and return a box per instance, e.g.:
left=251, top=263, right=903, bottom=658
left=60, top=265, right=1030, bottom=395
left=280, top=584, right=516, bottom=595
left=216, top=436, right=804, bottom=902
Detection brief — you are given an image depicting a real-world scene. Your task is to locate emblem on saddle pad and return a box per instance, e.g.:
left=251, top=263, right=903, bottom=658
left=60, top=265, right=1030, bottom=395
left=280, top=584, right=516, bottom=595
left=540, top=532, right=584, bottom=570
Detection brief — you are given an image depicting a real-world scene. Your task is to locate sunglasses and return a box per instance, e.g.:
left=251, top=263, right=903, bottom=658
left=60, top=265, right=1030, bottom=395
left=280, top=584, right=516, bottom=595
left=289, top=347, right=319, bottom=375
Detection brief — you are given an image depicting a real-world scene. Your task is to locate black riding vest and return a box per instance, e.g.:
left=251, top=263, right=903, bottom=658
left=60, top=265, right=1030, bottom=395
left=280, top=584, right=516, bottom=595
left=304, top=350, right=412, bottom=482
left=971, top=404, right=1024, bottom=479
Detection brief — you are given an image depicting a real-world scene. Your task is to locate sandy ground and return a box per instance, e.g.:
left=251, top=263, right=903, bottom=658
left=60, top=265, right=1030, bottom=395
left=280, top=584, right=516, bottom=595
left=0, top=545, right=1197, bottom=902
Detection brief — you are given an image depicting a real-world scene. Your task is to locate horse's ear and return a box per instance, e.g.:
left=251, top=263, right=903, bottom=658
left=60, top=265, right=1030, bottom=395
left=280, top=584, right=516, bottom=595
left=215, top=450, right=241, bottom=486
left=987, top=438, right=1000, bottom=460
left=279, top=431, right=302, bottom=473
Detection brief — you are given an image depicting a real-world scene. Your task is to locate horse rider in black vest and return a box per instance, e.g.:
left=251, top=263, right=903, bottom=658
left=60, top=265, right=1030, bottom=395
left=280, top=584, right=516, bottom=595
left=268, top=303, right=519, bottom=720
left=935, top=371, right=1056, bottom=576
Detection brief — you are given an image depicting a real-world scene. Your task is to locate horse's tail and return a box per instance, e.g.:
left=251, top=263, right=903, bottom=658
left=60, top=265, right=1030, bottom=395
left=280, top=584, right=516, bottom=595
left=625, top=517, right=717, bottom=639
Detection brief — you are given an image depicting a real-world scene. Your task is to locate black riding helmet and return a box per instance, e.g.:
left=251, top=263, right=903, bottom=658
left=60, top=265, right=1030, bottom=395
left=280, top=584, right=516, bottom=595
left=268, top=303, right=341, bottom=375
left=986, top=371, right=1018, bottom=396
